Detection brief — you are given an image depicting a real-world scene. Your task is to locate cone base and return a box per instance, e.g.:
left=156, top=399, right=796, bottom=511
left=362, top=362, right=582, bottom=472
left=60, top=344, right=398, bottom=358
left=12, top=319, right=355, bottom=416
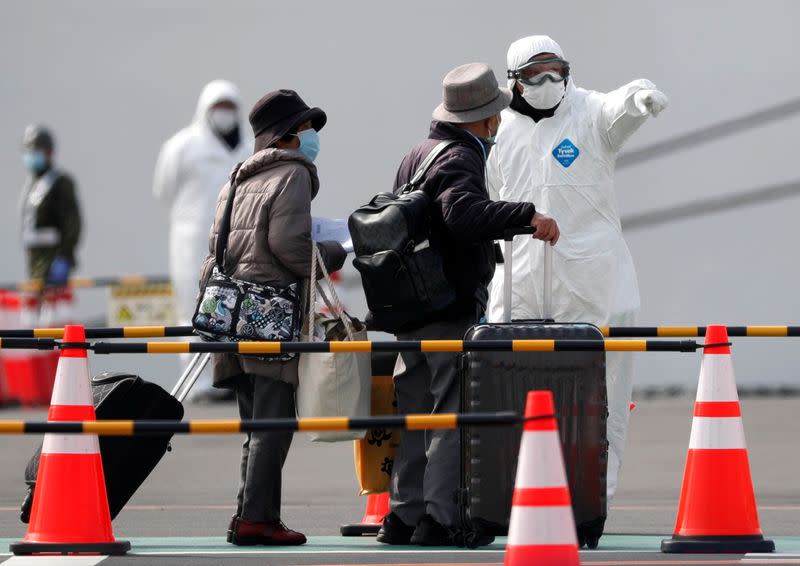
left=661, top=534, right=775, bottom=554
left=11, top=539, right=131, bottom=556
left=340, top=524, right=381, bottom=536
left=340, top=492, right=388, bottom=536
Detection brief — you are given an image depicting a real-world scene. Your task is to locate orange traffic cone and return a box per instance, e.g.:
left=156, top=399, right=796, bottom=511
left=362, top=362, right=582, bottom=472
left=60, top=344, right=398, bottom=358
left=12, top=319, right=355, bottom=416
left=11, top=325, right=130, bottom=555
left=340, top=492, right=390, bottom=536
left=661, top=325, right=774, bottom=553
left=504, top=390, right=580, bottom=566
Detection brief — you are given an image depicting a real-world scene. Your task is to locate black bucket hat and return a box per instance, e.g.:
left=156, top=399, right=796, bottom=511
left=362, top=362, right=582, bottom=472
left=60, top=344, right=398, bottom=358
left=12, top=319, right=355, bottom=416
left=249, top=89, right=326, bottom=150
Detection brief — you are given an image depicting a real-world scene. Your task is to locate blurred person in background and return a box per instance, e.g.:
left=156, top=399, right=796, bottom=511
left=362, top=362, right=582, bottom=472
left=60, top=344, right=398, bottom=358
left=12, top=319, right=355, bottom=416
left=486, top=35, right=668, bottom=501
left=200, top=89, right=345, bottom=545
left=153, top=80, right=251, bottom=402
left=19, top=125, right=82, bottom=287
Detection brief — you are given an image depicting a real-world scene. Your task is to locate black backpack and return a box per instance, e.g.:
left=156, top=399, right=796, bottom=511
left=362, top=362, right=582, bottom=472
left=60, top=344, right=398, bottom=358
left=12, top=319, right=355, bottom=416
left=348, top=140, right=458, bottom=333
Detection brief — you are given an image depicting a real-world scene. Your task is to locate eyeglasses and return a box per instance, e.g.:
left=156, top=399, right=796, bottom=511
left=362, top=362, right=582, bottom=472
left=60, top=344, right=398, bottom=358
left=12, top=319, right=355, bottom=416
left=507, top=57, right=570, bottom=87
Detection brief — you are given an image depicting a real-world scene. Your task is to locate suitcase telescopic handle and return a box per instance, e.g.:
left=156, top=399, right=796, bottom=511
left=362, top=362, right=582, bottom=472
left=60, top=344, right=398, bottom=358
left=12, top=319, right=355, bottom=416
left=170, top=352, right=211, bottom=402
left=503, top=227, right=536, bottom=240
left=502, top=227, right=553, bottom=323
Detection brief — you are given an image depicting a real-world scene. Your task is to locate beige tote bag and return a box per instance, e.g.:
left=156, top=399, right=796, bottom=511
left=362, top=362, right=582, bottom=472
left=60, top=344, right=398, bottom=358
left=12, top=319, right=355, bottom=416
left=297, top=245, right=371, bottom=442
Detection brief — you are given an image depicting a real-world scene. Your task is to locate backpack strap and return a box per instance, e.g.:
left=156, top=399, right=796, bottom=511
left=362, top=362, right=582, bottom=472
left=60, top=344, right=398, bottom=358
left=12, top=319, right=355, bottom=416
left=405, top=140, right=459, bottom=191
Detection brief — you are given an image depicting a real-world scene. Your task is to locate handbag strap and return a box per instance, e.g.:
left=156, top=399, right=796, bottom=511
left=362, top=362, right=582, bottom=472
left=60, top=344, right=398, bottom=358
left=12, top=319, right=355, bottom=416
left=404, top=140, right=459, bottom=192
left=214, top=162, right=245, bottom=275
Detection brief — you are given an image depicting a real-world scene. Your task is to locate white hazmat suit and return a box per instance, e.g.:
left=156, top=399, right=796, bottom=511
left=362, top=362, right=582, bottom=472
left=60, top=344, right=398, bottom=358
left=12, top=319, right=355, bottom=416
left=487, top=36, right=667, bottom=500
left=153, top=80, right=251, bottom=398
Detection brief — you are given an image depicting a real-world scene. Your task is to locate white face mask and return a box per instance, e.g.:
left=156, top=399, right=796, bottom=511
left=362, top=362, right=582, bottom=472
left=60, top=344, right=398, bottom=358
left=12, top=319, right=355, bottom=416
left=521, top=79, right=566, bottom=110
left=208, top=109, right=238, bottom=134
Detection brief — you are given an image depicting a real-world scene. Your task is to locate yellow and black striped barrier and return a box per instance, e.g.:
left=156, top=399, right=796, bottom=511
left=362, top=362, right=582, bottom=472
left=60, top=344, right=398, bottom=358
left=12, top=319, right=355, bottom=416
left=0, top=275, right=171, bottom=293
left=1, top=325, right=798, bottom=340
left=0, top=412, right=522, bottom=435
left=600, top=325, right=800, bottom=338
left=0, top=338, right=723, bottom=353
left=0, top=326, right=195, bottom=339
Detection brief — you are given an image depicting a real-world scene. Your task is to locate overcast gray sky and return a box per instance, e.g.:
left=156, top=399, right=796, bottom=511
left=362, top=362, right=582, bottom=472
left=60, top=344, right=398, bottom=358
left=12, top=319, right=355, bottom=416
left=1, top=0, right=799, bottom=388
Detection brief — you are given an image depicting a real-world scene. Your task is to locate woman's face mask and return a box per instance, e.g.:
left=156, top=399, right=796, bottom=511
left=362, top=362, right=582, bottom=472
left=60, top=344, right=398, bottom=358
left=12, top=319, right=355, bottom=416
left=521, top=72, right=567, bottom=110
left=297, top=129, right=320, bottom=162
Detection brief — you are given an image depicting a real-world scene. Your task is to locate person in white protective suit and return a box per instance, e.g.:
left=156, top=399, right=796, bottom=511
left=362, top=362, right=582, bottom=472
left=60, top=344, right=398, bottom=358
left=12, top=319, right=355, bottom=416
left=486, top=36, right=668, bottom=500
left=153, top=80, right=252, bottom=401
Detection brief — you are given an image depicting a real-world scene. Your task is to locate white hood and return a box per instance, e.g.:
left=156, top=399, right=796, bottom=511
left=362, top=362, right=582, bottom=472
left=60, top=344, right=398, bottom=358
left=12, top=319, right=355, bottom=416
left=192, top=79, right=243, bottom=126
left=506, top=35, right=566, bottom=89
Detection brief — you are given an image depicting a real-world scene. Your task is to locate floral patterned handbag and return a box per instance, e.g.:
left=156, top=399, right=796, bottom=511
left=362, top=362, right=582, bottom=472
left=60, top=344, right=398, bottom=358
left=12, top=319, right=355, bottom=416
left=192, top=164, right=301, bottom=357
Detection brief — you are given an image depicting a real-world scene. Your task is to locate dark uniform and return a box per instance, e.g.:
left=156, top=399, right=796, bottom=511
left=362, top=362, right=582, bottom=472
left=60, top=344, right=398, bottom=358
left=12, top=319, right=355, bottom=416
left=21, top=169, right=82, bottom=280
left=19, top=125, right=82, bottom=282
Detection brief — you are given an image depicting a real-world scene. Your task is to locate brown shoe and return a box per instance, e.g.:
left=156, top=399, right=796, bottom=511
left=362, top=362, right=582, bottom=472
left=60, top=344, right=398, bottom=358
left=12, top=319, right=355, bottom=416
left=231, top=518, right=307, bottom=546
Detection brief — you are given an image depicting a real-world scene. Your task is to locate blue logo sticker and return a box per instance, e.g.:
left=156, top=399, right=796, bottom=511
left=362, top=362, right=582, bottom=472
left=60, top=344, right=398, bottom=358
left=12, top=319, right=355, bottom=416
left=552, top=138, right=580, bottom=168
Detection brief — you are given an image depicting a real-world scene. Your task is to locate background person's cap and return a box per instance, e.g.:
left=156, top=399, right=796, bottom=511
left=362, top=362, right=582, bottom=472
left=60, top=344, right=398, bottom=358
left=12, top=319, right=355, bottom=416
left=22, top=124, right=55, bottom=151
left=432, top=63, right=512, bottom=124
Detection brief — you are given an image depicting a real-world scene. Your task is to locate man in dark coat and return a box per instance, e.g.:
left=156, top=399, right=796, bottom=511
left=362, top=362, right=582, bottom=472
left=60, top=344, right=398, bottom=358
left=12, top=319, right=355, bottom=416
left=377, top=63, right=559, bottom=547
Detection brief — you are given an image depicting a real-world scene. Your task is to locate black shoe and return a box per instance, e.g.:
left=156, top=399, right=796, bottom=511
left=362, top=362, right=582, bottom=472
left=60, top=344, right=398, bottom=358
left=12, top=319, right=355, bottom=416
left=376, top=512, right=415, bottom=545
left=409, top=514, right=453, bottom=546
left=226, top=515, right=239, bottom=543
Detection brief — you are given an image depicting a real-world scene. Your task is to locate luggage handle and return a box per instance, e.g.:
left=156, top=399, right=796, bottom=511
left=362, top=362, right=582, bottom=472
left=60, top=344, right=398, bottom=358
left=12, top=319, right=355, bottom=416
left=170, top=352, right=211, bottom=403
left=502, top=227, right=553, bottom=323
left=503, top=227, right=535, bottom=240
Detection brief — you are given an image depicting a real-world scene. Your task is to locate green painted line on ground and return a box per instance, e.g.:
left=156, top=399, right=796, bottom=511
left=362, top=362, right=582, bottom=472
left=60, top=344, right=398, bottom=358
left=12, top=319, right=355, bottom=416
left=2, top=535, right=800, bottom=555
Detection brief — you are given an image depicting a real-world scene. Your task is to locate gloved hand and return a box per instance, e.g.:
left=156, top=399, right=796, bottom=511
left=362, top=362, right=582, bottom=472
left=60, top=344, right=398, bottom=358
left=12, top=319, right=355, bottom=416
left=633, top=89, right=669, bottom=117
left=46, top=256, right=71, bottom=286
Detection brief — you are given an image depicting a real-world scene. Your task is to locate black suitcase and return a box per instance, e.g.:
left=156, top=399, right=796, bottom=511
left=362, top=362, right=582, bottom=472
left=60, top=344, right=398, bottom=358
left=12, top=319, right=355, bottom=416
left=459, top=230, right=608, bottom=548
left=20, top=353, right=210, bottom=523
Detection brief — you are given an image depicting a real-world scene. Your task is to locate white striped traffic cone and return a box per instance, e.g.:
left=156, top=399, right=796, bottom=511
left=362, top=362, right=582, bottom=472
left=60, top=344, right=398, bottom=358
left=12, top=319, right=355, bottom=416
left=661, top=325, right=774, bottom=553
left=504, top=390, right=580, bottom=566
left=11, top=325, right=130, bottom=555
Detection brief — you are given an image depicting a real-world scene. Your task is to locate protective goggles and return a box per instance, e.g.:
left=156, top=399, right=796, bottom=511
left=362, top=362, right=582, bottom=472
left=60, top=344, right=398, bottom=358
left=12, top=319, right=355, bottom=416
left=507, top=57, right=570, bottom=86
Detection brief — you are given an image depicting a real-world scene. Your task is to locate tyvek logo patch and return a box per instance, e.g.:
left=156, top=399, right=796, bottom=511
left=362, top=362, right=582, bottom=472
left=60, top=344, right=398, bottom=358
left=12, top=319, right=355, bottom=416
left=552, top=138, right=580, bottom=168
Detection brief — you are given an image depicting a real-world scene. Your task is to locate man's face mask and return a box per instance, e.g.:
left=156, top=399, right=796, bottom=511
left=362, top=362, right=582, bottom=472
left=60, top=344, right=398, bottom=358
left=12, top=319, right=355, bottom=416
left=23, top=150, right=48, bottom=174
left=521, top=75, right=567, bottom=110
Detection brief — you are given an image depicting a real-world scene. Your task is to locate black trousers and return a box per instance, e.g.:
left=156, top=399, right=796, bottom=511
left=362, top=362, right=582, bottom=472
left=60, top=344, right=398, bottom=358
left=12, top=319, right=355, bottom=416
left=233, top=372, right=295, bottom=522
left=390, top=310, right=478, bottom=528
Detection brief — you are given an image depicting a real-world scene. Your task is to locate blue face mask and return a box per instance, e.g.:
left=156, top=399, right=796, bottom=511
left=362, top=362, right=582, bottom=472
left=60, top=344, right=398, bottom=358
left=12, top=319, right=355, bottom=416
left=297, top=129, right=320, bottom=162
left=23, top=150, right=48, bottom=174
left=485, top=119, right=498, bottom=145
